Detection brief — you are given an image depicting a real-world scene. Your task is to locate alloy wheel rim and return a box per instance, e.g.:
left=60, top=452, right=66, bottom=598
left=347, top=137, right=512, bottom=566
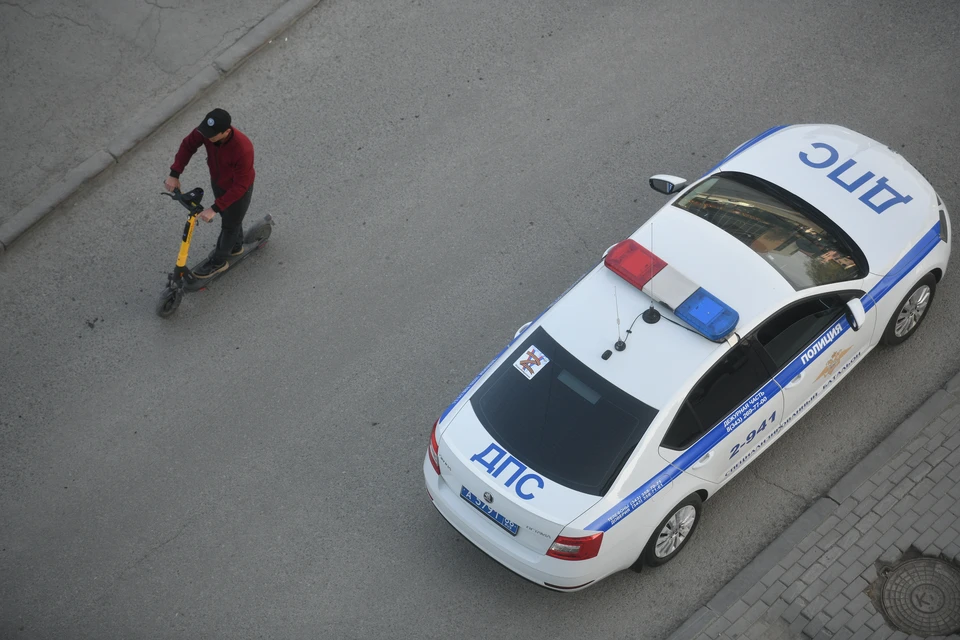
left=655, top=505, right=697, bottom=557
left=894, top=285, right=930, bottom=337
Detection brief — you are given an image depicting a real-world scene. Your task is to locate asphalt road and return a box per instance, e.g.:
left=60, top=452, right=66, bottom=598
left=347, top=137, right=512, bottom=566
left=2, top=1, right=959, bottom=639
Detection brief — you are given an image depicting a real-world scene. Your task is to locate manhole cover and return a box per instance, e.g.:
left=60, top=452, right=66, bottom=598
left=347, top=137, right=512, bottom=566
left=879, top=557, right=960, bottom=635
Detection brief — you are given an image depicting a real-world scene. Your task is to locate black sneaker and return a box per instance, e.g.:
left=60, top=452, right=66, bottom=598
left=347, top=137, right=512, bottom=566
left=230, top=244, right=244, bottom=256
left=194, top=259, right=228, bottom=278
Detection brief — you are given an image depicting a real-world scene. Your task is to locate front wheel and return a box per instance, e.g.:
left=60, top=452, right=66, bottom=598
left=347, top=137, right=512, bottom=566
left=156, top=286, right=183, bottom=318
left=635, top=494, right=703, bottom=569
left=881, top=273, right=937, bottom=346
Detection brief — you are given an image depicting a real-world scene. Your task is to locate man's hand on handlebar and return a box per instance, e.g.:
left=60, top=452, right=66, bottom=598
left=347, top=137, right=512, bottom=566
left=198, top=208, right=216, bottom=223
left=164, top=176, right=181, bottom=192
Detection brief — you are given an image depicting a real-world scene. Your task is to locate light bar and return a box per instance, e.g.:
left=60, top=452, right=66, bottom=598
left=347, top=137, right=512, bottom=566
left=603, top=240, right=667, bottom=290
left=603, top=239, right=739, bottom=341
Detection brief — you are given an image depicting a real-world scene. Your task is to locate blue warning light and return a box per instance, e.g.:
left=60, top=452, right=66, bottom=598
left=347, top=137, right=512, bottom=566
left=674, top=287, right=739, bottom=341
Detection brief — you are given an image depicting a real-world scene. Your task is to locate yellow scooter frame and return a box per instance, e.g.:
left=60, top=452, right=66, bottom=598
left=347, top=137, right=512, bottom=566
left=156, top=186, right=273, bottom=317
left=176, top=211, right=200, bottom=271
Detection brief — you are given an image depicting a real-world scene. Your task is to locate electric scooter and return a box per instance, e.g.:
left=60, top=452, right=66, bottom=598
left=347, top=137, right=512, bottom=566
left=156, top=186, right=273, bottom=317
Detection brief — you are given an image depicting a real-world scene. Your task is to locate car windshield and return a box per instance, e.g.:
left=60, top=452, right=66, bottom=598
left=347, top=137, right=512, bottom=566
left=673, top=172, right=865, bottom=289
left=470, top=327, right=658, bottom=496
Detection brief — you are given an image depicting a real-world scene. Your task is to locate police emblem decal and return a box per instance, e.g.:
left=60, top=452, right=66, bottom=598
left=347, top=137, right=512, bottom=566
left=513, top=345, right=550, bottom=380
left=815, top=346, right=852, bottom=381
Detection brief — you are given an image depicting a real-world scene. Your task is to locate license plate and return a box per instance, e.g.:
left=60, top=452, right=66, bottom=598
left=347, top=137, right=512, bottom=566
left=460, top=486, right=519, bottom=536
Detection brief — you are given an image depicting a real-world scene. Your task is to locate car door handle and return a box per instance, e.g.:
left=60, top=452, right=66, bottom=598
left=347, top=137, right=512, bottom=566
left=692, top=451, right=714, bottom=469
left=785, top=372, right=804, bottom=389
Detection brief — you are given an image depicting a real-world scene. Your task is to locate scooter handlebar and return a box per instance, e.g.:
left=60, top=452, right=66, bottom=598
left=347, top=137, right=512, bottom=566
left=160, top=186, right=205, bottom=215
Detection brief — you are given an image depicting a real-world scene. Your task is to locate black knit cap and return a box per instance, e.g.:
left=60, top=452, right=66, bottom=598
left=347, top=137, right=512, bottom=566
left=197, top=108, right=231, bottom=138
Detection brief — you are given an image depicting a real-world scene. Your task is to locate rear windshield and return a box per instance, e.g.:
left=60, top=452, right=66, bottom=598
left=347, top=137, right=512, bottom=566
left=470, top=327, right=658, bottom=496
left=673, top=172, right=866, bottom=289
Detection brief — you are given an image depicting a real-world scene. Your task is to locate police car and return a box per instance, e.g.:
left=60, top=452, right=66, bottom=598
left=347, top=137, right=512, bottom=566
left=423, top=124, right=951, bottom=591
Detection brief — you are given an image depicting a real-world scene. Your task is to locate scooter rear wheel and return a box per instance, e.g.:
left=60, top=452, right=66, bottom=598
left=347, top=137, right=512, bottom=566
left=243, top=219, right=272, bottom=244
left=156, top=286, right=183, bottom=318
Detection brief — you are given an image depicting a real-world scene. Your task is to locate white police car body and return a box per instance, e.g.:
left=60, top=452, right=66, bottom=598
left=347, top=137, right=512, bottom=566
left=423, top=124, right=951, bottom=591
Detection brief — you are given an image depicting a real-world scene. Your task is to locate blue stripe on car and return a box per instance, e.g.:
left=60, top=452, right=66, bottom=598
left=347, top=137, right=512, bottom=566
left=702, top=125, right=790, bottom=177
left=587, top=221, right=942, bottom=532
left=862, top=222, right=941, bottom=312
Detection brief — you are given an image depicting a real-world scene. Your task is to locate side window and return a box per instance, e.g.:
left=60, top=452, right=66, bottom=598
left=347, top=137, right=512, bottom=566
left=663, top=339, right=769, bottom=450
left=661, top=401, right=701, bottom=451
left=756, top=293, right=857, bottom=371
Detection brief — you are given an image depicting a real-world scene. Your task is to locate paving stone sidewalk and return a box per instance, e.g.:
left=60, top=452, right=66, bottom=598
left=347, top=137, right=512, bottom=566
left=668, top=372, right=960, bottom=640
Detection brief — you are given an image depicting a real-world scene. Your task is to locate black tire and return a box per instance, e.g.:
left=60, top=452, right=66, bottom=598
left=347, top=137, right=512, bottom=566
left=881, top=273, right=937, bottom=346
left=243, top=221, right=272, bottom=245
left=634, top=494, right=703, bottom=570
left=156, top=286, right=182, bottom=318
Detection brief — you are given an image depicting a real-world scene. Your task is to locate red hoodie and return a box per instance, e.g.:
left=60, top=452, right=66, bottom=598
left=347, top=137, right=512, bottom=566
left=169, top=128, right=255, bottom=214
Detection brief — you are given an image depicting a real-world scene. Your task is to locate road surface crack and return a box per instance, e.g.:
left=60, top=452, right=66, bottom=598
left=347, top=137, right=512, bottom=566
left=142, top=518, right=193, bottom=559
left=146, top=7, right=164, bottom=60
left=144, top=0, right=178, bottom=9
left=201, top=23, right=250, bottom=62
left=89, top=509, right=206, bottom=610
left=134, top=4, right=157, bottom=45
left=751, top=468, right=805, bottom=501
left=1, top=3, right=96, bottom=32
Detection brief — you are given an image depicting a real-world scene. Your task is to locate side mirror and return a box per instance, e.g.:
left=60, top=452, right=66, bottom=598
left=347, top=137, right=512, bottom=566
left=514, top=321, right=533, bottom=339
left=649, top=174, right=688, bottom=195
left=845, top=298, right=866, bottom=331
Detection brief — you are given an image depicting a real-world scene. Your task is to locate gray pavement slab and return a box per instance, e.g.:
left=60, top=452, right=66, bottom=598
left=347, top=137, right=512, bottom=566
left=668, top=371, right=960, bottom=640
left=0, top=0, right=317, bottom=250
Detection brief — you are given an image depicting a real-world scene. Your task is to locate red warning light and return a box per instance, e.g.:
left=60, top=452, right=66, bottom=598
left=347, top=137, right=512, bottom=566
left=604, top=239, right=667, bottom=291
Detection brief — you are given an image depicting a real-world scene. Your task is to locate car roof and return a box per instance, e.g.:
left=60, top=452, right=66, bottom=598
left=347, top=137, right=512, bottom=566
left=538, top=205, right=796, bottom=410
left=716, top=124, right=939, bottom=274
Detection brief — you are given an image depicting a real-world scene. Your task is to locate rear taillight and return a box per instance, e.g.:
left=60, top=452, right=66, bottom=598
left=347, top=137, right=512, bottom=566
left=546, top=532, right=603, bottom=561
left=428, top=419, right=440, bottom=475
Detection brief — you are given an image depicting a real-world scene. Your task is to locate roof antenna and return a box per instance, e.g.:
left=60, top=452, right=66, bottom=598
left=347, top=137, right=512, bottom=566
left=643, top=220, right=661, bottom=324
left=614, top=286, right=626, bottom=351
left=602, top=286, right=623, bottom=360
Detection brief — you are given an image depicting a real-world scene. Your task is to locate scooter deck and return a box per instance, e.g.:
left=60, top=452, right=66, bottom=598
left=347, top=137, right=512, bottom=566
left=182, top=218, right=273, bottom=292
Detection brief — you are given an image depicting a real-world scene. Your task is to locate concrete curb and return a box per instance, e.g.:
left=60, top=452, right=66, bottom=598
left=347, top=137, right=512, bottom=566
left=107, top=66, right=223, bottom=160
left=706, top=498, right=839, bottom=614
left=0, top=0, right=323, bottom=254
left=0, top=150, right=115, bottom=250
left=827, top=387, right=957, bottom=505
left=665, top=369, right=960, bottom=640
left=214, top=0, right=321, bottom=73
left=666, top=499, right=839, bottom=640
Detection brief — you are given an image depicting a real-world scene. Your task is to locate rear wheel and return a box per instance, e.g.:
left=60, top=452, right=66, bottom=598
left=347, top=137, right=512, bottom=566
left=881, top=273, right=936, bottom=346
left=635, top=494, right=703, bottom=569
left=243, top=219, right=272, bottom=245
left=156, top=286, right=182, bottom=318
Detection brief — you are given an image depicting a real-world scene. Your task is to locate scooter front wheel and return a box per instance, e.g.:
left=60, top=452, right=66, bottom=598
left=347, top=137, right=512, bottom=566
left=156, top=286, right=183, bottom=318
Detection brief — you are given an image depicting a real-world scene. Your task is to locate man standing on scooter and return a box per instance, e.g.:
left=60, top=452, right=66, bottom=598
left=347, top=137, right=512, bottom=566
left=164, top=108, right=255, bottom=278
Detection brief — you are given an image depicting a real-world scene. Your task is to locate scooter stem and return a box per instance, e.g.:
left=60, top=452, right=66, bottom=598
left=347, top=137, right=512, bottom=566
left=176, top=214, right=198, bottom=268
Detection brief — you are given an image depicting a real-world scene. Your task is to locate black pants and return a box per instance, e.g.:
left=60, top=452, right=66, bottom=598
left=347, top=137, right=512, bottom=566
left=212, top=184, right=253, bottom=263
